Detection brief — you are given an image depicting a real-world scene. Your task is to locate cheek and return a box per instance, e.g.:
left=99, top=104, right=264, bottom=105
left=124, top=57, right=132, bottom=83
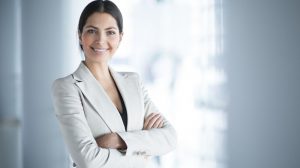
left=110, top=38, right=121, bottom=47
left=81, top=35, right=93, bottom=47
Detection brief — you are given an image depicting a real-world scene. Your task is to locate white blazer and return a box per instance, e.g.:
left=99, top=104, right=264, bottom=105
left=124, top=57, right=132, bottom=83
left=52, top=62, right=177, bottom=168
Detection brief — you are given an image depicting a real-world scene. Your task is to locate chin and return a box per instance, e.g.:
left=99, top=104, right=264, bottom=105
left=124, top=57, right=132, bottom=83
left=86, top=57, right=110, bottom=64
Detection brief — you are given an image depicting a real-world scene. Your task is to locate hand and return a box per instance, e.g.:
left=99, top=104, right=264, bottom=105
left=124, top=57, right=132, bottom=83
left=95, top=133, right=127, bottom=150
left=143, top=113, right=164, bottom=130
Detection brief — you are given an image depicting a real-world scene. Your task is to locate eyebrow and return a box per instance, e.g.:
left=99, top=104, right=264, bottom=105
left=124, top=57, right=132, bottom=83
left=84, top=25, right=117, bottom=30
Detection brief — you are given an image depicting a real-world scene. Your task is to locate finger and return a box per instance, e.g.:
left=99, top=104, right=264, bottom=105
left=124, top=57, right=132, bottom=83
left=146, top=113, right=161, bottom=129
left=152, top=116, right=164, bottom=128
left=158, top=120, right=164, bottom=128
left=156, top=117, right=165, bottom=128
left=143, top=113, right=157, bottom=129
left=144, top=113, right=159, bottom=130
left=144, top=113, right=155, bottom=125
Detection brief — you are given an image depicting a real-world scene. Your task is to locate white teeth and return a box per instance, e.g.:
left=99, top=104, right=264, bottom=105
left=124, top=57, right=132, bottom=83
left=93, top=48, right=107, bottom=52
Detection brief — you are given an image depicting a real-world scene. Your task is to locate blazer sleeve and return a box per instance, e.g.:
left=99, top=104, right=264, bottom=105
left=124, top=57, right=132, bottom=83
left=117, top=75, right=177, bottom=156
left=52, top=77, right=140, bottom=168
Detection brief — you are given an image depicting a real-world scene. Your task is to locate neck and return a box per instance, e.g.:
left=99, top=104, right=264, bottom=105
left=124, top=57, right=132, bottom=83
left=83, top=60, right=111, bottom=81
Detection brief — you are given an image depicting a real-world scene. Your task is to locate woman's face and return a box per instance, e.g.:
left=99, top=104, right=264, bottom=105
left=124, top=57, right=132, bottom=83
left=80, top=12, right=122, bottom=64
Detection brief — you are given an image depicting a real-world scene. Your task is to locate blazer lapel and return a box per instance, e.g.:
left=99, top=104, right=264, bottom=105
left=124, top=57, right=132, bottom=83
left=72, top=62, right=125, bottom=132
left=109, top=68, right=141, bottom=131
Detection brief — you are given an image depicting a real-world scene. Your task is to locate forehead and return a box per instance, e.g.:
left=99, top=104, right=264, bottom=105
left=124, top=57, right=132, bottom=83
left=84, top=12, right=118, bottom=29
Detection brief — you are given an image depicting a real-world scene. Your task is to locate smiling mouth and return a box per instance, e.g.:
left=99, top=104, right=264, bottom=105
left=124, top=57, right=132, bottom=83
left=92, top=47, right=108, bottom=53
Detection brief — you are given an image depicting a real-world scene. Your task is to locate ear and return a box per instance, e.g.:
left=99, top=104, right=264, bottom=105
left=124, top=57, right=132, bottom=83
left=78, top=31, right=82, bottom=44
left=119, top=32, right=124, bottom=42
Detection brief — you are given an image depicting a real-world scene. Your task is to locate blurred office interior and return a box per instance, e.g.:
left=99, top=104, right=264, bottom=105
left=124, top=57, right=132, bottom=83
left=0, top=0, right=299, bottom=168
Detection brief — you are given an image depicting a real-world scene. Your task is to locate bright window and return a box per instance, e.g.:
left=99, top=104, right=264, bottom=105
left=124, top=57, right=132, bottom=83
left=113, top=0, right=227, bottom=168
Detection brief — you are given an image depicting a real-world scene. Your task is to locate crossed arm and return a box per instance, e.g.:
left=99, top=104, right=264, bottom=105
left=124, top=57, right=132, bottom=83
left=95, top=113, right=164, bottom=149
left=52, top=76, right=176, bottom=167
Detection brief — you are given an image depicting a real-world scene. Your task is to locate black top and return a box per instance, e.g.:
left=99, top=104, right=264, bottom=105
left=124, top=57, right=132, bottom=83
left=119, top=94, right=128, bottom=131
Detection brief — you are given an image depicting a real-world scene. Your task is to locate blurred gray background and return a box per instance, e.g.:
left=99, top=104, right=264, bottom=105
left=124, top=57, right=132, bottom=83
left=1, top=0, right=300, bottom=168
left=225, top=0, right=300, bottom=168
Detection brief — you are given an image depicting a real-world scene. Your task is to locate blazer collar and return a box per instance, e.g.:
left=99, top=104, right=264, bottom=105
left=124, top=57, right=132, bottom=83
left=72, top=61, right=128, bottom=132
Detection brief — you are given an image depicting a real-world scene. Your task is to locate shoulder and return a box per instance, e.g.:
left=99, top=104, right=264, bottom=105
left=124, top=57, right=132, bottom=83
left=118, top=71, right=139, bottom=78
left=117, top=71, right=141, bottom=81
left=52, top=75, right=77, bottom=95
left=52, top=75, right=74, bottom=87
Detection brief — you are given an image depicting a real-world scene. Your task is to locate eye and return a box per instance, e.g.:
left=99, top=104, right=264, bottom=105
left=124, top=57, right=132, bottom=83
left=107, top=30, right=116, bottom=36
left=87, top=29, right=97, bottom=34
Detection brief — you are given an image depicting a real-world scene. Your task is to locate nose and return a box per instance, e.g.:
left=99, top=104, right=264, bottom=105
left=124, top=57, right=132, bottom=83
left=95, top=32, right=105, bottom=44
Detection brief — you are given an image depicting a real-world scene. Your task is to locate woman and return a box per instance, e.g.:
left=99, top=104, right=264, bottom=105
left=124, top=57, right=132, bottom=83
left=52, top=0, right=177, bottom=167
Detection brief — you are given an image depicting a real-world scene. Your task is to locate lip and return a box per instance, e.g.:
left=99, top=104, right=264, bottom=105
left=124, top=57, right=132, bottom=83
left=91, top=47, right=108, bottom=53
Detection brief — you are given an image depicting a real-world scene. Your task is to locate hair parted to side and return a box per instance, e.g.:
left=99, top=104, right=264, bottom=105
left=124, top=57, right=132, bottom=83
left=78, top=0, right=123, bottom=50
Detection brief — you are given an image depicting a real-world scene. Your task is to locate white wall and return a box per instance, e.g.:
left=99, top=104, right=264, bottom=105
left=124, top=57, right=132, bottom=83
left=0, top=1, right=90, bottom=167
left=0, top=0, right=22, bottom=167
left=225, top=0, right=300, bottom=167
left=22, top=0, right=70, bottom=167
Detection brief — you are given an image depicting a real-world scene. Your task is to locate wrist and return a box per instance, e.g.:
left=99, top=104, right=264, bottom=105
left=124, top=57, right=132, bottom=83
left=115, top=133, right=127, bottom=150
